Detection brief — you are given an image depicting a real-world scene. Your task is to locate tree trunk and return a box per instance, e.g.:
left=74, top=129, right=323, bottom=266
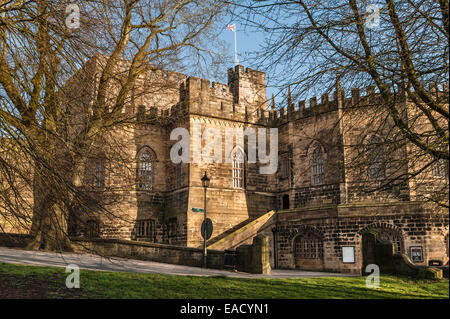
left=27, top=194, right=73, bottom=251
left=26, top=155, right=74, bottom=251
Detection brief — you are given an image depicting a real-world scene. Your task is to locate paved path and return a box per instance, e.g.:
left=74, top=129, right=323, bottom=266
left=0, top=247, right=357, bottom=279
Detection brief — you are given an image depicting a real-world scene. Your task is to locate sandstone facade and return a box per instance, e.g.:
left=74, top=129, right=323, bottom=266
left=4, top=55, right=447, bottom=274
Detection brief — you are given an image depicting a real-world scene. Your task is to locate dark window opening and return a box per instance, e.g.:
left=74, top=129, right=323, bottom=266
left=282, top=194, right=290, bottom=209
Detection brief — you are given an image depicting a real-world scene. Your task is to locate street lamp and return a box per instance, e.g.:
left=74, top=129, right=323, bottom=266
left=201, top=171, right=210, bottom=188
left=201, top=171, right=210, bottom=268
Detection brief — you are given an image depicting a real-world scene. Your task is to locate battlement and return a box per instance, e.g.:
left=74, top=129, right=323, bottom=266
left=134, top=68, right=266, bottom=125
left=227, top=65, right=267, bottom=108
left=227, top=65, right=266, bottom=86
left=179, top=65, right=268, bottom=123
left=185, top=76, right=234, bottom=102
left=117, top=53, right=448, bottom=127
left=264, top=81, right=449, bottom=125
left=266, top=89, right=341, bottom=124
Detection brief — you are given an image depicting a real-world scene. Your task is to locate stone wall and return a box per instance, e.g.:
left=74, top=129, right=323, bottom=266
left=0, top=233, right=31, bottom=247
left=72, top=238, right=229, bottom=269
left=274, top=202, right=449, bottom=274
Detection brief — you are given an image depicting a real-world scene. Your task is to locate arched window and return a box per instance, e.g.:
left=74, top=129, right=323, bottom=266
left=137, top=148, right=155, bottom=190
left=294, top=232, right=323, bottom=259
left=367, top=136, right=385, bottom=179
left=311, top=146, right=324, bottom=185
left=232, top=148, right=245, bottom=189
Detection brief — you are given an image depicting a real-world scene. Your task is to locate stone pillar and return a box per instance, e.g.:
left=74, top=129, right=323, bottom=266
left=252, top=234, right=271, bottom=274
left=236, top=234, right=271, bottom=274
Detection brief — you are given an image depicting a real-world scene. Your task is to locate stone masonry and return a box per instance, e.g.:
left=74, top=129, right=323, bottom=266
left=3, top=55, right=448, bottom=274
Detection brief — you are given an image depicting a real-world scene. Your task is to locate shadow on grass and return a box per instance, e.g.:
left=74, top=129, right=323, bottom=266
left=1, top=263, right=448, bottom=299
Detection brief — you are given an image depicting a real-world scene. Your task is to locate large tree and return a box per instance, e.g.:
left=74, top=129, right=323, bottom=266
left=0, top=0, right=224, bottom=250
left=228, top=0, right=449, bottom=207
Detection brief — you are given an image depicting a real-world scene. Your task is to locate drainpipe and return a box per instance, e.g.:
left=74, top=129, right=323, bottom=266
left=271, top=211, right=279, bottom=269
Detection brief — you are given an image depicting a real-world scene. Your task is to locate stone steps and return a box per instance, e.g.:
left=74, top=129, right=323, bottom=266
left=207, top=211, right=276, bottom=250
left=206, top=217, right=257, bottom=247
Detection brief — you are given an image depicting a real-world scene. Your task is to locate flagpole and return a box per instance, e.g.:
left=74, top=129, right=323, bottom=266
left=234, top=27, right=238, bottom=66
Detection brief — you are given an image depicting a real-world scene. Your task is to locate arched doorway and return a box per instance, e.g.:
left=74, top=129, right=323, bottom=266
left=293, top=232, right=324, bottom=270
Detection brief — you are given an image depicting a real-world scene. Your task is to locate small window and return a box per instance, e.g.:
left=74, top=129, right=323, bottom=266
left=280, top=157, right=290, bottom=179
left=136, top=219, right=155, bottom=239
left=311, top=147, right=324, bottom=185
left=282, top=194, right=290, bottom=209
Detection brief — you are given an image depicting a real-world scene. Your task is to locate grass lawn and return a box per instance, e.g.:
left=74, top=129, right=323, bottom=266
left=0, top=262, right=448, bottom=299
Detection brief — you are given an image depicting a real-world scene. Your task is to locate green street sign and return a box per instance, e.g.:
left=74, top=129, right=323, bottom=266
left=191, top=207, right=205, bottom=213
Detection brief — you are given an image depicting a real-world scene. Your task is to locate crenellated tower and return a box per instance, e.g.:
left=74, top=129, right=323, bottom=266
left=227, top=65, right=269, bottom=119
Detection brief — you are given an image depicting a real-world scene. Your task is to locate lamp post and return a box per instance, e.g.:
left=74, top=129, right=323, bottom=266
left=201, top=171, right=210, bottom=268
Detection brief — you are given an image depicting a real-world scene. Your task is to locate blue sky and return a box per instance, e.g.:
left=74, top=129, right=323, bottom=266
left=217, top=23, right=280, bottom=108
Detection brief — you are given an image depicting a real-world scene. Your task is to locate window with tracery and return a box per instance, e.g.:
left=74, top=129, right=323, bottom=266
left=138, top=148, right=154, bottom=190
left=232, top=148, right=245, bottom=189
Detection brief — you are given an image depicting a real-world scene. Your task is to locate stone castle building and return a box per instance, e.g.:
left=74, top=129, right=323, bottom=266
left=3, top=55, right=448, bottom=274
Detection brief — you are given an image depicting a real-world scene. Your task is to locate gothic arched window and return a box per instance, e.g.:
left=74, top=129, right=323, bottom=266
left=232, top=148, right=245, bottom=189
left=137, top=148, right=155, bottom=190
left=311, top=146, right=324, bottom=185
left=367, top=136, right=385, bottom=179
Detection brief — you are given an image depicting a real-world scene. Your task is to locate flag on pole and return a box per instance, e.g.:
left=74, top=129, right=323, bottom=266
left=226, top=24, right=239, bottom=66
left=227, top=24, right=236, bottom=32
